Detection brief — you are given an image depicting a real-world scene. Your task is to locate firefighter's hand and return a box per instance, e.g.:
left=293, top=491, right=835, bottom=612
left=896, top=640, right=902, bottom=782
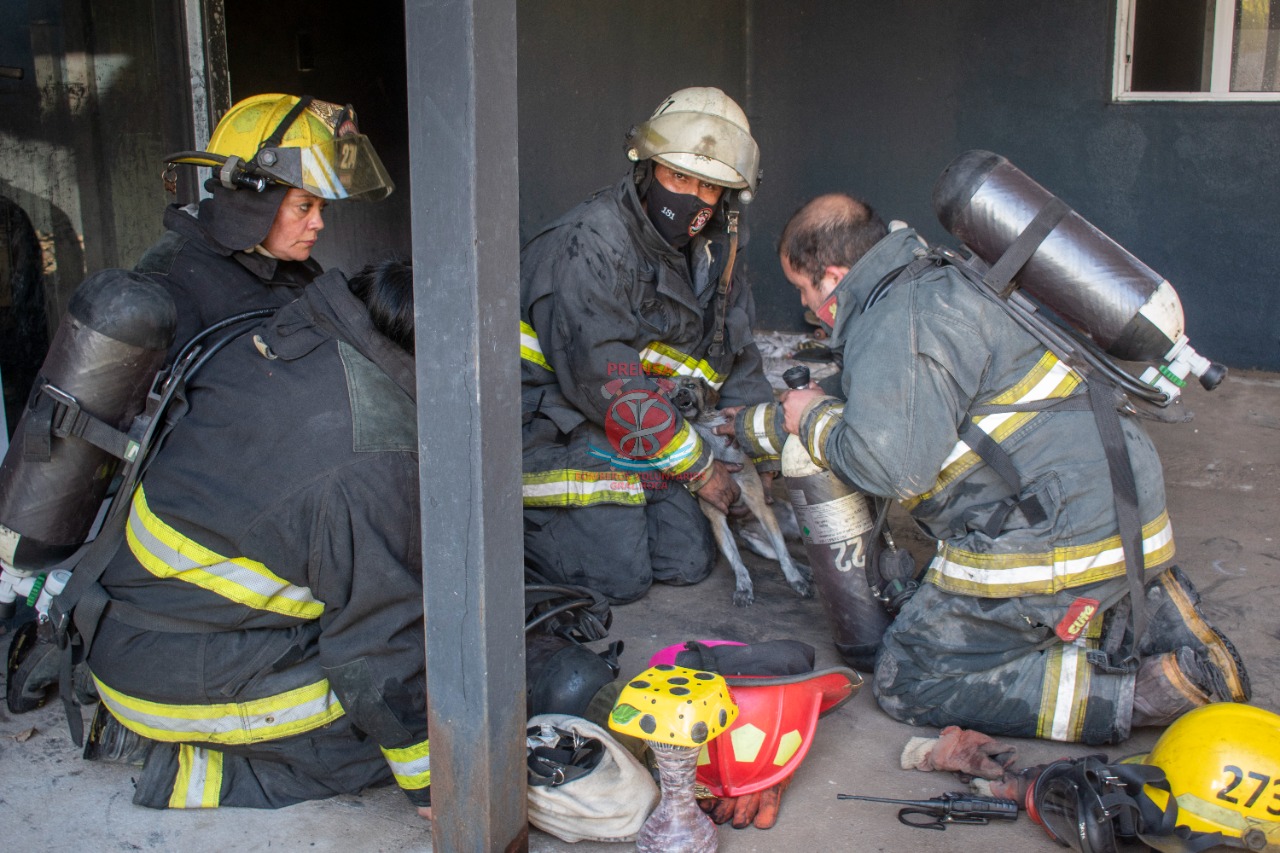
left=698, top=775, right=792, bottom=829
left=688, top=460, right=742, bottom=515
left=713, top=405, right=744, bottom=440
left=780, top=387, right=825, bottom=435
left=417, top=806, right=433, bottom=820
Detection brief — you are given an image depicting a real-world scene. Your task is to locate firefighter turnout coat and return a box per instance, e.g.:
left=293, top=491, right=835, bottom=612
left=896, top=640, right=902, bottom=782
left=752, top=226, right=1175, bottom=743
left=519, top=172, right=776, bottom=601
left=135, top=198, right=321, bottom=360
left=86, top=269, right=429, bottom=809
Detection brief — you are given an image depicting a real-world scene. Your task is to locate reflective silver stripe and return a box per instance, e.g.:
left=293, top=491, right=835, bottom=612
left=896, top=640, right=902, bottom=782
left=521, top=470, right=646, bottom=507
left=171, top=744, right=223, bottom=808
left=382, top=741, right=431, bottom=789
left=127, top=486, right=323, bottom=619
left=94, top=675, right=345, bottom=745
left=752, top=404, right=781, bottom=456
left=940, top=358, right=1079, bottom=471
left=520, top=321, right=553, bottom=371
left=806, top=403, right=844, bottom=466
left=929, top=511, right=1175, bottom=596
left=638, top=342, right=726, bottom=390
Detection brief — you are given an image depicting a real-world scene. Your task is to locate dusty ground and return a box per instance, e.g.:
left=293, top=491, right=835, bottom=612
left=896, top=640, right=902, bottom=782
left=1, top=367, right=1276, bottom=852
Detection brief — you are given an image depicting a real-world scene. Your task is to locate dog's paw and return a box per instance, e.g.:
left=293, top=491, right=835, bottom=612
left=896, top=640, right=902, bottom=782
left=788, top=576, right=815, bottom=599
left=733, top=587, right=755, bottom=608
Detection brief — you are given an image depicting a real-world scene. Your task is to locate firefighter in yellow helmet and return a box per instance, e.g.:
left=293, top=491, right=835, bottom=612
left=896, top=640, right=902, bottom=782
left=142, top=94, right=393, bottom=357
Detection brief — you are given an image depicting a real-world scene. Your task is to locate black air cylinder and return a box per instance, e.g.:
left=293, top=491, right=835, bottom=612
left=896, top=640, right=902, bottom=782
left=0, top=269, right=175, bottom=570
left=933, top=150, right=1184, bottom=363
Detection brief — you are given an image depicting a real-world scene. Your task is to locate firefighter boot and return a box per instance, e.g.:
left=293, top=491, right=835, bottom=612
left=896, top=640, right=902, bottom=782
left=83, top=703, right=157, bottom=766
left=1139, top=565, right=1250, bottom=702
left=1131, top=646, right=1238, bottom=728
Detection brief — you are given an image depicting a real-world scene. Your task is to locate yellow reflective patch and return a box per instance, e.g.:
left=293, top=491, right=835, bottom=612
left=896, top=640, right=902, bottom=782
left=730, top=723, right=766, bottom=763
left=774, top=730, right=803, bottom=766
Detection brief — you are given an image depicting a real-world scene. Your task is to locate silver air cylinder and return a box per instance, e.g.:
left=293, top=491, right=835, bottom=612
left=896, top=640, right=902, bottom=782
left=0, top=269, right=175, bottom=572
left=933, top=150, right=1225, bottom=395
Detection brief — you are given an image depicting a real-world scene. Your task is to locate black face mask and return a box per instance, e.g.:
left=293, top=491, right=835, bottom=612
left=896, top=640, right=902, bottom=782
left=644, top=179, right=716, bottom=249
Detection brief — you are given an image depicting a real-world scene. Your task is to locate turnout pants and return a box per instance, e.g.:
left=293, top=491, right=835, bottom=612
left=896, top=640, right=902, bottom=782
left=133, top=714, right=393, bottom=809
left=873, top=565, right=1244, bottom=745
left=524, top=482, right=716, bottom=604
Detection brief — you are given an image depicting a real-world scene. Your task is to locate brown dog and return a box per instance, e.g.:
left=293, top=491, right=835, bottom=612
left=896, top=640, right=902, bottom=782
left=668, top=377, right=813, bottom=607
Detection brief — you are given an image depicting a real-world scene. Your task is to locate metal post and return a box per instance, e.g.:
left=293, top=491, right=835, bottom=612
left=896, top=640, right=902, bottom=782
left=404, top=1, right=526, bottom=851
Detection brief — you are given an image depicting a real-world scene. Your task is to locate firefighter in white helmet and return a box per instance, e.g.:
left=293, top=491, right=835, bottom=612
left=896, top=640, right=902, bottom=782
left=519, top=87, right=776, bottom=604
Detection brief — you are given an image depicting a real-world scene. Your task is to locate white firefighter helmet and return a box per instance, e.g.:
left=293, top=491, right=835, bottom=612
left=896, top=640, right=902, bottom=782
left=626, top=86, right=761, bottom=202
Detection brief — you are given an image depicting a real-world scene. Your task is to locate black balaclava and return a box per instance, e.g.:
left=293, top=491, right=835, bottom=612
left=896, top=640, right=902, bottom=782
left=199, top=181, right=290, bottom=252
left=643, top=167, right=716, bottom=249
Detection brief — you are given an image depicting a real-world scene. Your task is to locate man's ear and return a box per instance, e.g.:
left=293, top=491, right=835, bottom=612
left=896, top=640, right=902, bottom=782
left=821, top=265, right=851, bottom=296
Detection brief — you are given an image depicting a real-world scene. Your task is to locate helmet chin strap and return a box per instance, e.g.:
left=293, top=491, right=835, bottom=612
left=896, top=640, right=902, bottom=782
left=706, top=205, right=739, bottom=358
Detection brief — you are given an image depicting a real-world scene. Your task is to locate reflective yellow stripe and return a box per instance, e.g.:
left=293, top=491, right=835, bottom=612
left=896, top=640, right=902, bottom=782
left=805, top=402, right=844, bottom=467
left=520, top=320, right=553, bottom=372
left=927, top=510, right=1175, bottom=596
left=170, top=744, right=224, bottom=808
left=127, top=485, right=324, bottom=620
left=651, top=420, right=705, bottom=475
left=905, top=352, right=1083, bottom=509
left=94, top=674, right=345, bottom=746
left=639, top=341, right=725, bottom=390
left=522, top=470, right=646, bottom=507
left=1037, top=644, right=1092, bottom=742
left=382, top=740, right=431, bottom=790
left=750, top=404, right=783, bottom=456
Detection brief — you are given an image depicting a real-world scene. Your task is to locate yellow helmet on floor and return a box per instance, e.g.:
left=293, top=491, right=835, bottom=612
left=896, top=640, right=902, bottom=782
left=1133, top=703, right=1280, bottom=852
left=167, top=94, right=393, bottom=201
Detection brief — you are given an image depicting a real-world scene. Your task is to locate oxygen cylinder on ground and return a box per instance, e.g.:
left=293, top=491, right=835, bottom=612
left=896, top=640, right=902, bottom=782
left=781, top=367, right=890, bottom=673
left=933, top=150, right=1225, bottom=400
left=0, top=269, right=176, bottom=575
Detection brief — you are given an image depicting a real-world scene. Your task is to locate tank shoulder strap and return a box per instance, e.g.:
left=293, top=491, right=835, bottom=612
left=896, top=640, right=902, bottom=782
left=897, top=246, right=1149, bottom=672
left=47, top=313, right=273, bottom=744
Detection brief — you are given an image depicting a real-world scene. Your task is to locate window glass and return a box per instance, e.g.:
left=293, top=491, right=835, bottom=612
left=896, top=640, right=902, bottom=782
left=1231, top=0, right=1280, bottom=90
left=1117, top=0, right=1280, bottom=98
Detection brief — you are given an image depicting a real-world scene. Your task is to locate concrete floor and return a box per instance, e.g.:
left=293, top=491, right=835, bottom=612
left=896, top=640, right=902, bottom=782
left=2, top=368, right=1277, bottom=852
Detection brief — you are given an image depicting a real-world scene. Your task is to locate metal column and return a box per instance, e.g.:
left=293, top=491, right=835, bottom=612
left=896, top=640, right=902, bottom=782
left=404, top=1, right=526, bottom=851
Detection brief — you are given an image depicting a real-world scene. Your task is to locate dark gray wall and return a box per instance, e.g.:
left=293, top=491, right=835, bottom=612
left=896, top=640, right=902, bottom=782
left=747, top=0, right=1279, bottom=370
left=517, top=0, right=749, bottom=242
left=222, top=0, right=411, bottom=274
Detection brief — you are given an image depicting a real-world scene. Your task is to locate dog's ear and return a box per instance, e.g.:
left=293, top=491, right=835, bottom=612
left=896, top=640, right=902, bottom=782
left=653, top=377, right=676, bottom=395
left=704, top=381, right=721, bottom=410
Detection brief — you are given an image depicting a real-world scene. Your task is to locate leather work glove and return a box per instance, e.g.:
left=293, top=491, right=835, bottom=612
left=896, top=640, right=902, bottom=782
left=697, top=775, right=792, bottom=830
left=687, top=459, right=742, bottom=515
left=900, top=726, right=1018, bottom=781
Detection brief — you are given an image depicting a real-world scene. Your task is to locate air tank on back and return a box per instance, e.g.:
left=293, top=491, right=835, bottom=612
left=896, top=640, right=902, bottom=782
left=933, top=150, right=1225, bottom=401
left=0, top=269, right=175, bottom=575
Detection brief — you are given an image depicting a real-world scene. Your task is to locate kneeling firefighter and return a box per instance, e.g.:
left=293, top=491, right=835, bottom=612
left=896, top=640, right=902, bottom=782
left=729, top=154, right=1247, bottom=745
left=13, top=262, right=432, bottom=815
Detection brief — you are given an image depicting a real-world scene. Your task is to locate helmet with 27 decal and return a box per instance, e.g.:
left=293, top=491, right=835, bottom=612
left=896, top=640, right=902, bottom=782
left=625, top=87, right=761, bottom=203
left=166, top=94, right=393, bottom=201
left=1128, top=703, right=1280, bottom=852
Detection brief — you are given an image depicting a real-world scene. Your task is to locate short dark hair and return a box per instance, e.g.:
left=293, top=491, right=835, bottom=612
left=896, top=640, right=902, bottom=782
left=349, top=259, right=415, bottom=354
left=778, top=194, right=888, bottom=282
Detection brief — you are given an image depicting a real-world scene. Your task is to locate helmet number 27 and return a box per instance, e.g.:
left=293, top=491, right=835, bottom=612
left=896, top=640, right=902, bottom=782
left=1217, top=765, right=1280, bottom=814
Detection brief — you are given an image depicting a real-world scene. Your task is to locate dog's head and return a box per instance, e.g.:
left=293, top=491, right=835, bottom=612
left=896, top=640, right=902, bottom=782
left=667, top=376, right=720, bottom=421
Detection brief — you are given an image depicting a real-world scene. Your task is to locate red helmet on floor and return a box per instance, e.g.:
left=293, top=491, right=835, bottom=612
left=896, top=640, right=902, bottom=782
left=650, top=641, right=862, bottom=797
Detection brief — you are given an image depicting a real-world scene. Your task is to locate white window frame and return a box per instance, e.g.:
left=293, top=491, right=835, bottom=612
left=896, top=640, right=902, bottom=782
left=1114, top=0, right=1280, bottom=101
